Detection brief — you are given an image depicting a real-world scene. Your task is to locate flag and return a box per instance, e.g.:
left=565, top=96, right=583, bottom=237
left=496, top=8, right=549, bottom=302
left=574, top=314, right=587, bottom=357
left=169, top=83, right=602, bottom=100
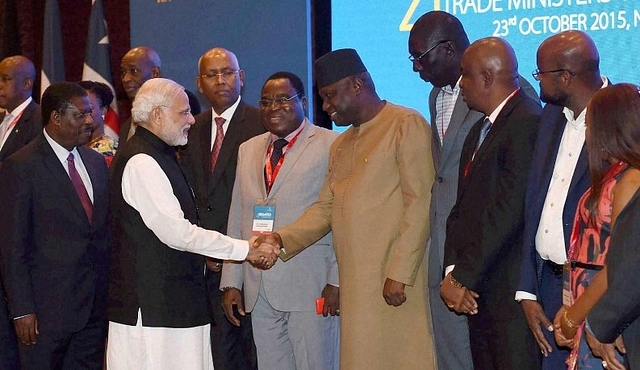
left=40, top=0, right=65, bottom=97
left=82, top=0, right=120, bottom=140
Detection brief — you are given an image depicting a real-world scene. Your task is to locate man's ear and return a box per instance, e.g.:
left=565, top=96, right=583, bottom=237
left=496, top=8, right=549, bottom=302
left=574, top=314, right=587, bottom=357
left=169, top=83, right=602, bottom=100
left=483, top=70, right=493, bottom=89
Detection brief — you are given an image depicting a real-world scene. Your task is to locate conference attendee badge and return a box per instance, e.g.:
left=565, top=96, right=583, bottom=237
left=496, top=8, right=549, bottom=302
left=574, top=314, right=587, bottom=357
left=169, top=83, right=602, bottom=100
left=562, top=261, right=572, bottom=306
left=252, top=199, right=276, bottom=235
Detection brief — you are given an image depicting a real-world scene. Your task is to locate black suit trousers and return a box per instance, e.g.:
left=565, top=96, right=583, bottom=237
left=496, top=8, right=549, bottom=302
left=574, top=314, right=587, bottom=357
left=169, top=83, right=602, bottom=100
left=208, top=271, right=257, bottom=370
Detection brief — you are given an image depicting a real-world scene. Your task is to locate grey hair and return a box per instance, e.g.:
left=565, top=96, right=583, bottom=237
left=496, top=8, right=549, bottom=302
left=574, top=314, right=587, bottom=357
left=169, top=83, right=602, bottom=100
left=131, top=78, right=185, bottom=124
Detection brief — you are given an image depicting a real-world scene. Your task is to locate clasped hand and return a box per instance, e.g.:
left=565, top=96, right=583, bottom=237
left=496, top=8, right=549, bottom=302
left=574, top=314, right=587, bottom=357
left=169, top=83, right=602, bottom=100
left=246, top=233, right=282, bottom=269
left=440, top=273, right=479, bottom=315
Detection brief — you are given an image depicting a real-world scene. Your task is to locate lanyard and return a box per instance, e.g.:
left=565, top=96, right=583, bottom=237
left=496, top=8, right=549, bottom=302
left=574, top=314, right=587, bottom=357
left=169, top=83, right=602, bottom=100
left=264, top=130, right=302, bottom=193
left=0, top=109, right=25, bottom=145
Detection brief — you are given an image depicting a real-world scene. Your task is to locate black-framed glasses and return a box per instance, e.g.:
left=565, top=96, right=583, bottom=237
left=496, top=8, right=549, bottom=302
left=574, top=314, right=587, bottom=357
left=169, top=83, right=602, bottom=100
left=532, top=68, right=576, bottom=81
left=199, top=70, right=239, bottom=80
left=258, top=93, right=302, bottom=108
left=408, top=40, right=450, bottom=63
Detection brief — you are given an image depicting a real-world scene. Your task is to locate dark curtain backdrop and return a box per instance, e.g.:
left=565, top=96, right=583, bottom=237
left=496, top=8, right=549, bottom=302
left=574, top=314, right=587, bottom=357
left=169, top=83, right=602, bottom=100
left=0, top=0, right=333, bottom=125
left=0, top=0, right=130, bottom=119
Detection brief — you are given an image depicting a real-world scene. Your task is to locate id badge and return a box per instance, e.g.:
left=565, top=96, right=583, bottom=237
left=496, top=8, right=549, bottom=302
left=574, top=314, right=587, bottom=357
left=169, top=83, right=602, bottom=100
left=562, top=261, right=572, bottom=306
left=252, top=199, right=276, bottom=235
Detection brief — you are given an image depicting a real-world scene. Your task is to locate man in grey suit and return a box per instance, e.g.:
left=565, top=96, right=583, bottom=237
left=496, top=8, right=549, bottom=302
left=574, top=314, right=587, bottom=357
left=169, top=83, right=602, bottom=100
left=408, top=11, right=538, bottom=369
left=220, top=71, right=340, bottom=370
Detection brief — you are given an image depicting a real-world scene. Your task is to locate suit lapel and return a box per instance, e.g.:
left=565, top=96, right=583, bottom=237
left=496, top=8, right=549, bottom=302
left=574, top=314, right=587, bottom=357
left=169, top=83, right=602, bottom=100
left=255, top=134, right=270, bottom=199
left=209, top=103, right=245, bottom=193
left=0, top=102, right=34, bottom=159
left=38, top=137, right=91, bottom=226
left=533, top=108, right=568, bottom=201
left=268, top=121, right=314, bottom=197
left=440, top=94, right=471, bottom=168
left=79, top=147, right=107, bottom=228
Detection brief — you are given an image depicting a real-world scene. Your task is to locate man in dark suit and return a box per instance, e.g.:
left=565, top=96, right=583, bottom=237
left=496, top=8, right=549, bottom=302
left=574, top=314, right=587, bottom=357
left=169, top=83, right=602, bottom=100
left=439, top=37, right=541, bottom=370
left=408, top=11, right=539, bottom=370
left=179, top=47, right=265, bottom=370
left=516, top=30, right=606, bottom=370
left=119, top=46, right=201, bottom=144
left=589, top=187, right=640, bottom=368
left=0, top=54, right=42, bottom=370
left=0, top=82, right=110, bottom=369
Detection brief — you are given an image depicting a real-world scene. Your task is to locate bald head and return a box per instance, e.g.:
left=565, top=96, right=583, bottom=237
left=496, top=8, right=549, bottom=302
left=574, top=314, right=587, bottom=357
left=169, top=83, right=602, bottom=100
left=459, top=37, right=519, bottom=114
left=536, top=30, right=602, bottom=112
left=196, top=47, right=245, bottom=113
left=408, top=11, right=470, bottom=87
left=0, top=55, right=36, bottom=111
left=538, top=30, right=599, bottom=80
left=411, top=11, right=469, bottom=52
left=120, top=46, right=162, bottom=100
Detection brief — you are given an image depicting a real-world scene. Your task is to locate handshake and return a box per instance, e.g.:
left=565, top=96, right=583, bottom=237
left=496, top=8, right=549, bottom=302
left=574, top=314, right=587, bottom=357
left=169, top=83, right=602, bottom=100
left=245, top=233, right=283, bottom=270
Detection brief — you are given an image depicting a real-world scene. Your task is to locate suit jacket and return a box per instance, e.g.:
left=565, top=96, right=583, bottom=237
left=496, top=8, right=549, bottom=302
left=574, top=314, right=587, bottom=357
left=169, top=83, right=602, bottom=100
left=516, top=103, right=591, bottom=296
left=428, top=76, right=537, bottom=287
left=444, top=90, right=541, bottom=315
left=180, top=100, right=265, bottom=234
left=589, top=187, right=640, bottom=366
left=117, top=117, right=132, bottom=146
left=220, top=120, right=339, bottom=312
left=0, top=134, right=109, bottom=333
left=0, top=100, right=42, bottom=162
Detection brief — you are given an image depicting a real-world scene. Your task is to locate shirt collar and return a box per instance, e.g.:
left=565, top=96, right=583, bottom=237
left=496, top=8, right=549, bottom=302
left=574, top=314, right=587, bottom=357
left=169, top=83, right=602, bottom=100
left=487, top=88, right=520, bottom=124
left=441, top=76, right=462, bottom=95
left=6, top=96, right=32, bottom=118
left=562, top=76, right=609, bottom=129
left=43, top=127, right=79, bottom=164
left=212, top=95, right=241, bottom=123
left=270, top=118, right=307, bottom=143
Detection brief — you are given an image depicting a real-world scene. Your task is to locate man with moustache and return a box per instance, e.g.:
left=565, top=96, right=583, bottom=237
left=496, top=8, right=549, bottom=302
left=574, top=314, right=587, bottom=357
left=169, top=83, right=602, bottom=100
left=220, top=71, right=340, bottom=370
left=517, top=30, right=607, bottom=370
left=257, top=49, right=435, bottom=369
left=408, top=11, right=539, bottom=369
left=439, top=38, right=541, bottom=370
left=179, top=47, right=265, bottom=370
left=0, top=54, right=42, bottom=369
left=106, top=78, right=279, bottom=370
left=0, top=82, right=109, bottom=369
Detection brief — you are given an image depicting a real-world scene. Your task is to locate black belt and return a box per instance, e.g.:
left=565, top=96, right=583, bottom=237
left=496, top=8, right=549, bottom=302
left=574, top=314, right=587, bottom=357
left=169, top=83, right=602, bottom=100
left=545, top=259, right=603, bottom=277
left=545, top=260, right=564, bottom=276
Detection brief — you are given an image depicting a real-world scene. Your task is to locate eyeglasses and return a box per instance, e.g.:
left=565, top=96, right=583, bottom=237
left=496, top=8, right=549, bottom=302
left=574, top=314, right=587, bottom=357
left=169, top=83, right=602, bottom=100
left=532, top=68, right=576, bottom=81
left=408, top=40, right=450, bottom=63
left=258, top=93, right=302, bottom=108
left=158, top=105, right=192, bottom=118
left=199, top=70, right=239, bottom=80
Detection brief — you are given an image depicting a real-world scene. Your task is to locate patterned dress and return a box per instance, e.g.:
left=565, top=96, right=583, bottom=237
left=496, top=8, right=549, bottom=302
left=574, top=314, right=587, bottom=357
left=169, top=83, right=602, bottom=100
left=87, top=134, right=118, bottom=167
left=567, top=161, right=628, bottom=369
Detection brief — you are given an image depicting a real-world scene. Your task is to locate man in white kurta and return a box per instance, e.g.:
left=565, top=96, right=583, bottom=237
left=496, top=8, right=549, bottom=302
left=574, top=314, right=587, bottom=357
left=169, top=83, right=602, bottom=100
left=106, top=78, right=278, bottom=370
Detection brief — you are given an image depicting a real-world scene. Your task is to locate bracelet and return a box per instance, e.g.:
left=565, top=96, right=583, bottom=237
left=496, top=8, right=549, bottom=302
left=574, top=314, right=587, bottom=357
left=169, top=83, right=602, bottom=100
left=563, top=310, right=583, bottom=328
left=449, top=274, right=463, bottom=289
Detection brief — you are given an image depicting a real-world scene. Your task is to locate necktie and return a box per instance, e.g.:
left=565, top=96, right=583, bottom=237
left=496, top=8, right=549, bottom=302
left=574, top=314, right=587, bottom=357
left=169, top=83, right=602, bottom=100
left=465, top=117, right=493, bottom=177
left=0, top=113, right=14, bottom=146
left=270, top=138, right=289, bottom=171
left=67, top=153, right=93, bottom=224
left=210, top=117, right=226, bottom=173
left=476, top=117, right=492, bottom=150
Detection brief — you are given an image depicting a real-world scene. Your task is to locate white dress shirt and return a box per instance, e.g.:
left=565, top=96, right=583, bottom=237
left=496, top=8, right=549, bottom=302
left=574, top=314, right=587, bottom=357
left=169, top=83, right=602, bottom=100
left=210, top=95, right=241, bottom=150
left=515, top=76, right=608, bottom=301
